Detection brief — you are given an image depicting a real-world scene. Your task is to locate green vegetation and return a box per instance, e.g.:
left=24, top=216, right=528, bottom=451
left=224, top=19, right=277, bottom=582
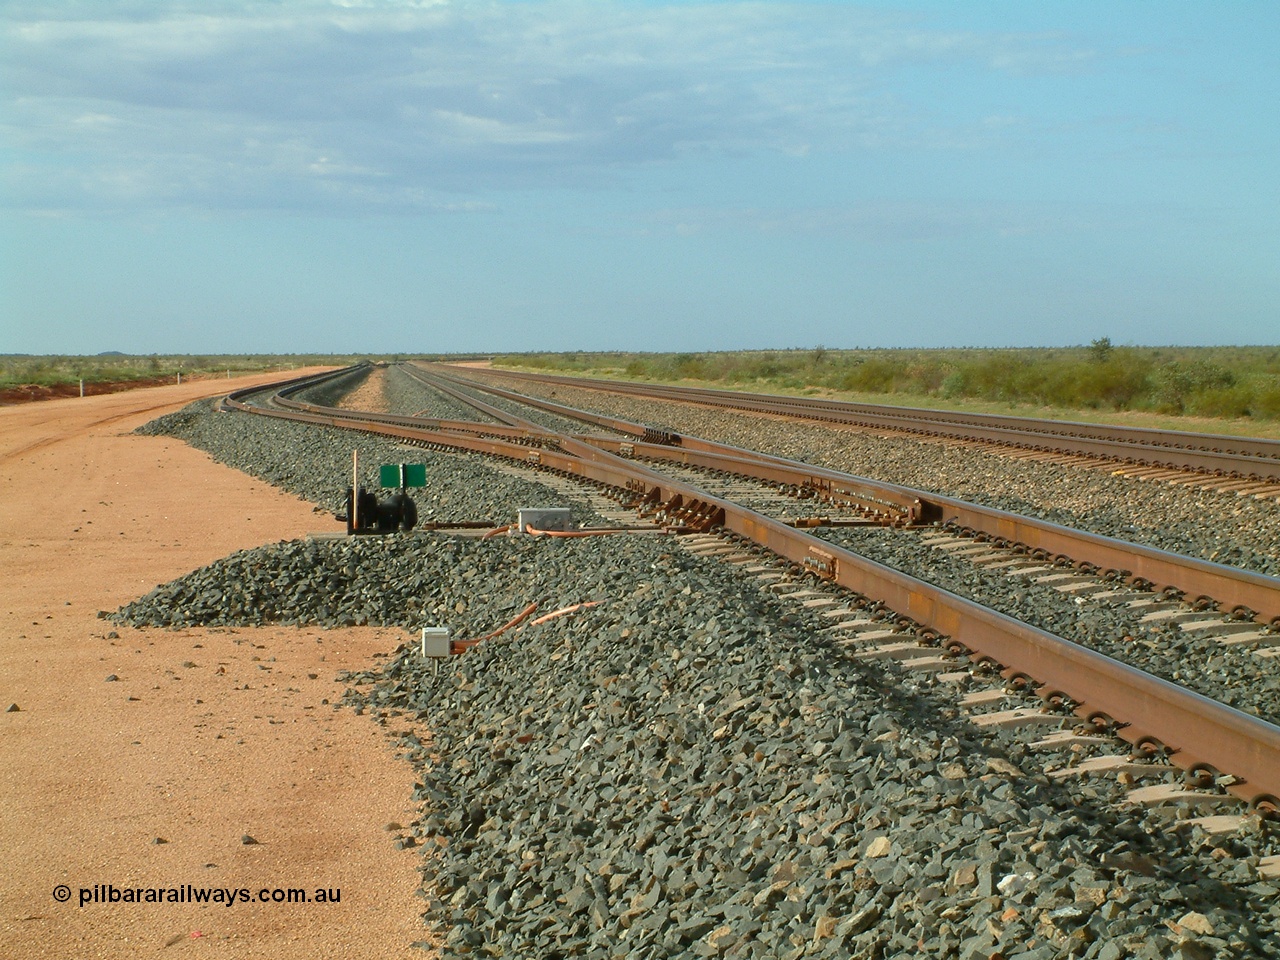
left=0, top=355, right=360, bottom=389
left=493, top=344, right=1280, bottom=427
left=0, top=354, right=386, bottom=390
left=14, top=347, right=1280, bottom=433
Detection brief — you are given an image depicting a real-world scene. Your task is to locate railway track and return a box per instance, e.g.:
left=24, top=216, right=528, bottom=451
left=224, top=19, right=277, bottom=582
left=412, top=364, right=1280, bottom=628
left=440, top=365, right=1280, bottom=498
left=221, top=363, right=1280, bottom=865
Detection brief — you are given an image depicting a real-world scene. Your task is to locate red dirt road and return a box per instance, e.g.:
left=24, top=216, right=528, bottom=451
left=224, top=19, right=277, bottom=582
left=0, top=373, right=435, bottom=959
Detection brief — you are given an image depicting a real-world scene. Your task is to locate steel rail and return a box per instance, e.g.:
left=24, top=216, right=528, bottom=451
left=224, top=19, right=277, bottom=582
left=383, top=368, right=593, bottom=436
left=404, top=363, right=677, bottom=442
left=415, top=364, right=1280, bottom=626
left=442, top=365, right=1280, bottom=480
left=449, top=364, right=1280, bottom=460
left=236, top=368, right=570, bottom=447
left=221, top=362, right=369, bottom=410
left=218, top=365, right=1280, bottom=809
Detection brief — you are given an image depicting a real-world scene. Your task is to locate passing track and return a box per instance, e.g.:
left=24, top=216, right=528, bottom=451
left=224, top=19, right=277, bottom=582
left=220, top=363, right=1280, bottom=815
left=417, top=364, right=1280, bottom=627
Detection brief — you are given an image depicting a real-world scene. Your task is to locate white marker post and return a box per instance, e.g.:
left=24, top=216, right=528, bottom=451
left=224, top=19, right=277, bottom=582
left=351, top=449, right=359, bottom=533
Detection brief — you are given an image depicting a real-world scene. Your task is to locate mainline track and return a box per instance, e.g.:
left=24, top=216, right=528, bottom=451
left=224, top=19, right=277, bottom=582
left=221, top=363, right=1280, bottom=815
left=445, top=365, right=1280, bottom=486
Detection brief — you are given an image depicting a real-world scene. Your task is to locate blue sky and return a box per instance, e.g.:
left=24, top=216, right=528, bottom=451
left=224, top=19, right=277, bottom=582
left=2, top=1, right=1277, bottom=354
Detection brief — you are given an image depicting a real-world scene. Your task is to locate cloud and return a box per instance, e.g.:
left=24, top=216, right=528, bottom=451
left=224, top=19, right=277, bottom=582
left=639, top=200, right=1121, bottom=243
left=2, top=1, right=1104, bottom=213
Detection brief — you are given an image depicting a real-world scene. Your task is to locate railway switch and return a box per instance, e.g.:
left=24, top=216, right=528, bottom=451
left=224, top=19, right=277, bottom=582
left=339, top=486, right=418, bottom=534
left=338, top=462, right=426, bottom=535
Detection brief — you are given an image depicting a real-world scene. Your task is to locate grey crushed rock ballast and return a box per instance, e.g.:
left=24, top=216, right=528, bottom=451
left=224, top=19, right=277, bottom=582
left=121, top=388, right=1280, bottom=958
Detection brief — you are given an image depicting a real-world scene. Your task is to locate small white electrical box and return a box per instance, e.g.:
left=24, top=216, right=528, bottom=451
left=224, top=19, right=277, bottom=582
left=421, top=626, right=451, bottom=658
left=518, top=507, right=574, bottom=533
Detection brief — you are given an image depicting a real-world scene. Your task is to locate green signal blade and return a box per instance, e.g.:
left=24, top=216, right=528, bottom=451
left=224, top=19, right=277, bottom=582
left=380, top=463, right=427, bottom=487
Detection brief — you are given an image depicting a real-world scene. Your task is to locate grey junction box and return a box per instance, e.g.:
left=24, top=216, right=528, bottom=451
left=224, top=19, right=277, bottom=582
left=518, top=507, right=573, bottom=533
left=421, top=626, right=451, bottom=658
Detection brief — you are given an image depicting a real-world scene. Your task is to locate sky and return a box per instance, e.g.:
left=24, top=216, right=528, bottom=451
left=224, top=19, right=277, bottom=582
left=2, top=0, right=1277, bottom=355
